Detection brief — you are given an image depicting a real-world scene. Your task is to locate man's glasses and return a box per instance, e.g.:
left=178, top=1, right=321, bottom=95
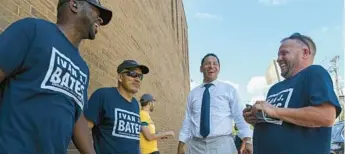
left=287, top=33, right=311, bottom=52
left=121, top=70, right=143, bottom=80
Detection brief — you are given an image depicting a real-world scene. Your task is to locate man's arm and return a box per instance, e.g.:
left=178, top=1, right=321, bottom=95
left=177, top=141, right=186, bottom=154
left=254, top=66, right=342, bottom=128
left=75, top=88, right=103, bottom=153
left=269, top=102, right=336, bottom=127
left=0, top=69, right=5, bottom=84
left=87, top=120, right=95, bottom=129
left=72, top=113, right=95, bottom=154
left=0, top=18, right=36, bottom=79
left=230, top=88, right=253, bottom=154
left=266, top=66, right=342, bottom=127
left=84, top=88, right=103, bottom=129
left=230, top=88, right=252, bottom=140
left=141, top=126, right=174, bottom=141
left=140, top=111, right=174, bottom=141
left=72, top=71, right=94, bottom=153
left=177, top=94, right=193, bottom=154
left=254, top=95, right=339, bottom=128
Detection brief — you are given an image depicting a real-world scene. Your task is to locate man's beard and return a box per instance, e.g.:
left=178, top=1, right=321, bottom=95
left=280, top=61, right=296, bottom=78
left=88, top=23, right=96, bottom=40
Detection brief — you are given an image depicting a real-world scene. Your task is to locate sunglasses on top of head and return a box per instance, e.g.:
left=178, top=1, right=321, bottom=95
left=287, top=33, right=311, bottom=52
left=121, top=70, right=143, bottom=80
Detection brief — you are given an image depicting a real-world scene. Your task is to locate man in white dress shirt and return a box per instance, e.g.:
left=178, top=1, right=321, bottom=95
left=177, top=53, right=253, bottom=154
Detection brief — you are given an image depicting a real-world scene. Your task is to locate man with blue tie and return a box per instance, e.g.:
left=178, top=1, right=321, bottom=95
left=178, top=53, right=253, bottom=154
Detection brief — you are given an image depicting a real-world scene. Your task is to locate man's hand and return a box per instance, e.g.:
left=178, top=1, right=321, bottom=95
left=240, top=142, right=253, bottom=154
left=160, top=131, right=174, bottom=139
left=239, top=137, right=253, bottom=154
left=243, top=106, right=256, bottom=126
left=0, top=69, right=5, bottom=83
left=252, top=101, right=277, bottom=118
left=165, top=131, right=175, bottom=137
left=177, top=141, right=185, bottom=154
left=72, top=114, right=95, bottom=154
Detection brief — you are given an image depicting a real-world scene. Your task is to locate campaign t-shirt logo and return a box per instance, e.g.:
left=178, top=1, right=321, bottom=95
left=112, top=108, right=141, bottom=140
left=263, top=88, right=294, bottom=125
left=40, top=47, right=87, bottom=109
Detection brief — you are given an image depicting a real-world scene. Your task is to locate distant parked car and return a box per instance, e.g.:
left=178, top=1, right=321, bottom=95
left=331, top=121, right=344, bottom=154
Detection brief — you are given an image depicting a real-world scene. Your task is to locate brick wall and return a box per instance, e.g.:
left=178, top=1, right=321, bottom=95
left=0, top=0, right=189, bottom=153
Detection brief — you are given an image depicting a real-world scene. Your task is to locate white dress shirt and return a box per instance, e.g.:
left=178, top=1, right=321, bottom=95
left=179, top=80, right=252, bottom=143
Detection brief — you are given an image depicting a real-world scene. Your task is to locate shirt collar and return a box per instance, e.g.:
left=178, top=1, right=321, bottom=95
left=201, top=79, right=219, bottom=88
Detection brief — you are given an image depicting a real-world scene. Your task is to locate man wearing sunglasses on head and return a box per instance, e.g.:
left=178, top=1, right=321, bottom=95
left=84, top=60, right=149, bottom=154
left=243, top=33, right=342, bottom=153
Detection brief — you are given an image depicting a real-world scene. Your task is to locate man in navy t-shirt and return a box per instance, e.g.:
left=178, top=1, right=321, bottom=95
left=0, top=0, right=112, bottom=153
left=84, top=60, right=150, bottom=154
left=243, top=33, right=342, bottom=154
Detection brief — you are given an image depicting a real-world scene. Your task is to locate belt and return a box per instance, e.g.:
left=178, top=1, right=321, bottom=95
left=192, top=134, right=231, bottom=141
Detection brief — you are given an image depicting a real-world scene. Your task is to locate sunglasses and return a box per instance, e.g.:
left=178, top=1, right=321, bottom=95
left=121, top=70, right=143, bottom=80
left=287, top=33, right=311, bottom=52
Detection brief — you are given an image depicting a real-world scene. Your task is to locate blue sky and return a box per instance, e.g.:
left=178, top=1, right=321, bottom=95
left=183, top=0, right=344, bottom=104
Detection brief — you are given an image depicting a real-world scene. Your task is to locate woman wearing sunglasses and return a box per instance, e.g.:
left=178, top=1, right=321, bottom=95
left=83, top=60, right=149, bottom=154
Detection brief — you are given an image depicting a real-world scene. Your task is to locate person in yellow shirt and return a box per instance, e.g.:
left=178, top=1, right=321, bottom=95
left=140, top=94, right=174, bottom=154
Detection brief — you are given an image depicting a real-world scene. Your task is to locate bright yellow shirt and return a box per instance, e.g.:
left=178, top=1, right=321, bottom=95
left=140, top=110, right=158, bottom=154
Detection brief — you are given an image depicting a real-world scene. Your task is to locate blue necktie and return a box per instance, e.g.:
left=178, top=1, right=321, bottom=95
left=200, top=83, right=212, bottom=138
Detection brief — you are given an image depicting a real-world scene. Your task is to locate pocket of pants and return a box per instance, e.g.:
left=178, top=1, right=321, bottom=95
left=217, top=136, right=237, bottom=154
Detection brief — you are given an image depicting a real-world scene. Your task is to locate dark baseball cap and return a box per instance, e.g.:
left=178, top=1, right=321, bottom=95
left=140, top=94, right=155, bottom=103
left=57, top=0, right=112, bottom=25
left=117, top=60, right=149, bottom=74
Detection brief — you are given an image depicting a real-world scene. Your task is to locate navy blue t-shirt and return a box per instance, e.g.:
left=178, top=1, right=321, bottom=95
left=84, top=87, right=141, bottom=154
left=253, top=65, right=342, bottom=154
left=0, top=18, right=89, bottom=153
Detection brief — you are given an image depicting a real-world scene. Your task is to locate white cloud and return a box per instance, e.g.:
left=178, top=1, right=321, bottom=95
left=247, top=76, right=269, bottom=104
left=195, top=12, right=223, bottom=20
left=258, top=0, right=288, bottom=6
left=247, top=76, right=268, bottom=95
left=190, top=79, right=201, bottom=90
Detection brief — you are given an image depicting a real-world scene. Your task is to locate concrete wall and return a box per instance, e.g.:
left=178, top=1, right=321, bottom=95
left=0, top=0, right=189, bottom=153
